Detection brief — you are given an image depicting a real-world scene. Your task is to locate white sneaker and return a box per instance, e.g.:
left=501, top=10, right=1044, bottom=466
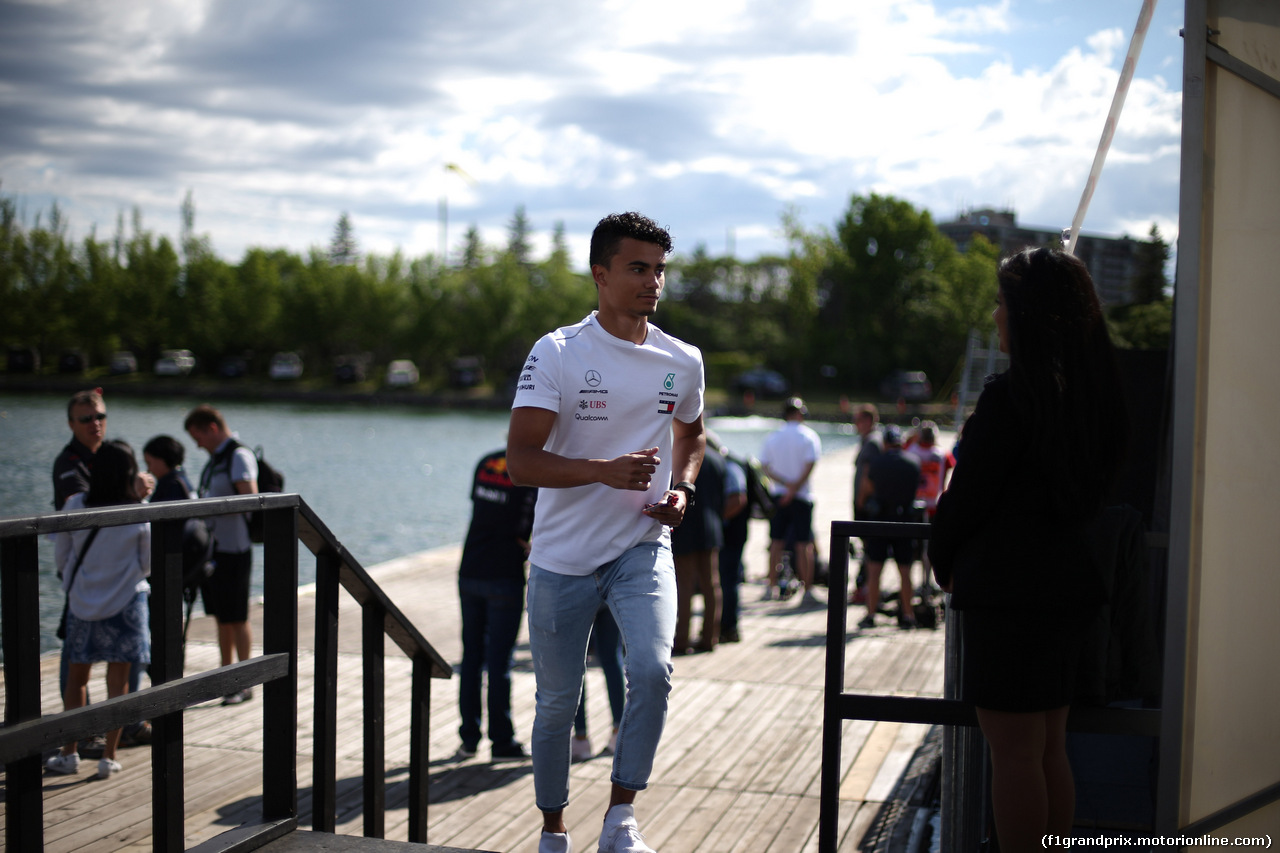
left=97, top=757, right=122, bottom=779
left=599, top=804, right=656, bottom=853
left=45, top=752, right=80, bottom=774
left=539, top=830, right=572, bottom=853
left=571, top=735, right=593, bottom=762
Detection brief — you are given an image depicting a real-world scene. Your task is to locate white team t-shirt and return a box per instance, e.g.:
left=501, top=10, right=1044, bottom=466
left=512, top=312, right=704, bottom=575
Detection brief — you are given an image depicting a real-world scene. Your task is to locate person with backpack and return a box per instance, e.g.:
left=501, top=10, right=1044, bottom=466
left=184, top=405, right=257, bottom=705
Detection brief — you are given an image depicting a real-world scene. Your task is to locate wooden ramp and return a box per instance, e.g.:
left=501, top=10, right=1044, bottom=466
left=4, top=445, right=946, bottom=852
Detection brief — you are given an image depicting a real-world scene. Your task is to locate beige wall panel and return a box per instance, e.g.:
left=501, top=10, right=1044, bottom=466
left=1188, top=6, right=1280, bottom=823
left=1186, top=799, right=1280, bottom=848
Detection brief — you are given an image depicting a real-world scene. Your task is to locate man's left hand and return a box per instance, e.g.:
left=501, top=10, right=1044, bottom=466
left=641, top=490, right=686, bottom=526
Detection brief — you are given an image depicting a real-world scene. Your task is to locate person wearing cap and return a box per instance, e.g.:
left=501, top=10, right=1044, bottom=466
left=856, top=424, right=923, bottom=629
left=759, top=397, right=823, bottom=606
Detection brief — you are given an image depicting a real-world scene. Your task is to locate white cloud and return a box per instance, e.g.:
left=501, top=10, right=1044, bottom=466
left=0, top=0, right=1183, bottom=266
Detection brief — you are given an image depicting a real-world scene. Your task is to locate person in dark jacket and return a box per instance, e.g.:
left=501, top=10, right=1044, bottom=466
left=928, top=247, right=1126, bottom=851
left=456, top=449, right=537, bottom=760
left=143, top=435, right=197, bottom=502
left=856, top=424, right=922, bottom=630
left=671, top=442, right=726, bottom=653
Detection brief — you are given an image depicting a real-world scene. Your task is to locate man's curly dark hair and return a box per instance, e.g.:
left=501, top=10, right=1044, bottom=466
left=588, top=212, right=673, bottom=269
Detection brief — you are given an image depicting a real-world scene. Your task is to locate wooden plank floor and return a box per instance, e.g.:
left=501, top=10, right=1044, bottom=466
left=3, top=445, right=946, bottom=852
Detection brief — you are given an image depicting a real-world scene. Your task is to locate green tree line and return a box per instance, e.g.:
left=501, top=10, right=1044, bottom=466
left=0, top=188, right=1168, bottom=396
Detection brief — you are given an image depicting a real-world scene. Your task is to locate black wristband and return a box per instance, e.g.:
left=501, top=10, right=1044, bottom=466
left=674, top=480, right=697, bottom=504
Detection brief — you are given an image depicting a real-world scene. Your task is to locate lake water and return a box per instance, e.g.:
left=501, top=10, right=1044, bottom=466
left=0, top=393, right=857, bottom=652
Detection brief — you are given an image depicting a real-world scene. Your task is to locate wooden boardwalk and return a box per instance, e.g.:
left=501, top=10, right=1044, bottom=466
left=4, top=445, right=946, bottom=852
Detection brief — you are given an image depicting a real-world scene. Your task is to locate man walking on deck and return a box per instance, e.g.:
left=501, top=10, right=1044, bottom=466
left=508, top=211, right=705, bottom=853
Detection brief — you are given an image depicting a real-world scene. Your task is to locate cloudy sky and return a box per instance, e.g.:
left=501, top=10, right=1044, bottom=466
left=1, top=0, right=1184, bottom=269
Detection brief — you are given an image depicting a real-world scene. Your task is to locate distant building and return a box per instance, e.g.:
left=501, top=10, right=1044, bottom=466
left=937, top=207, right=1140, bottom=307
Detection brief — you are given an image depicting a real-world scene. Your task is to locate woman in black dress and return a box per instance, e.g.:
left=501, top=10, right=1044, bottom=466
left=929, top=247, right=1126, bottom=849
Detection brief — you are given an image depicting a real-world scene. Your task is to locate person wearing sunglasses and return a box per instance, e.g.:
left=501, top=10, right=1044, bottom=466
left=51, top=388, right=155, bottom=758
left=53, top=388, right=109, bottom=511
left=54, top=389, right=154, bottom=511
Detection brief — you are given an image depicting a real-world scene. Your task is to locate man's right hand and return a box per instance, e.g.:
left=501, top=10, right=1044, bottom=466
left=598, top=447, right=661, bottom=491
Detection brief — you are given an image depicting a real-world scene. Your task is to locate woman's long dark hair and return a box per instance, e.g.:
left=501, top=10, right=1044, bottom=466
left=999, top=247, right=1127, bottom=517
left=85, top=440, right=142, bottom=507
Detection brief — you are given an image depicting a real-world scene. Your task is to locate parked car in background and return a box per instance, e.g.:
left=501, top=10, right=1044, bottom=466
left=731, top=367, right=789, bottom=398
left=879, top=370, right=932, bottom=402
left=155, top=349, right=196, bottom=376
left=449, top=356, right=485, bottom=389
left=385, top=359, right=420, bottom=388
left=6, top=347, right=39, bottom=373
left=109, top=351, right=138, bottom=375
left=218, top=355, right=249, bottom=379
left=334, top=353, right=373, bottom=383
left=269, top=351, right=304, bottom=380
left=59, top=350, right=88, bottom=374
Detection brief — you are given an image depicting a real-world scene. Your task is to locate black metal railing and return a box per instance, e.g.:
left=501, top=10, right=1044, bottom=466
left=1, top=493, right=451, bottom=852
left=817, top=519, right=1163, bottom=853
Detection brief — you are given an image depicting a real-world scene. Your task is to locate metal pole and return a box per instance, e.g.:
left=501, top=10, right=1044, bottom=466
left=940, top=602, right=986, bottom=852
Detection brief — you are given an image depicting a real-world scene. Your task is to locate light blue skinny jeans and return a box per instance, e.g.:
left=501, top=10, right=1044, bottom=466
left=527, top=541, right=676, bottom=813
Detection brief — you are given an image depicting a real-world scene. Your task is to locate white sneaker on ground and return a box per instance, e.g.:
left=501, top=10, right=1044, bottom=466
left=97, top=757, right=122, bottom=779
left=45, top=752, right=80, bottom=774
left=539, top=830, right=572, bottom=853
left=599, top=803, right=656, bottom=853
left=571, top=735, right=593, bottom=762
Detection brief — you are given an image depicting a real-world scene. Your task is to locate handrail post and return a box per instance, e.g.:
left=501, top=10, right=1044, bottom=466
left=941, top=604, right=987, bottom=852
left=819, top=527, right=852, bottom=852
left=363, top=598, right=387, bottom=838
left=2, top=534, right=44, bottom=852
left=313, top=547, right=342, bottom=832
left=151, top=518, right=187, bottom=852
left=408, top=654, right=432, bottom=843
left=262, top=506, right=299, bottom=823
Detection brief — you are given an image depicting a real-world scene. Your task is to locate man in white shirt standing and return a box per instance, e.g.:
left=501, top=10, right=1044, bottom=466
left=508, top=211, right=705, bottom=853
left=759, top=397, right=823, bottom=606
